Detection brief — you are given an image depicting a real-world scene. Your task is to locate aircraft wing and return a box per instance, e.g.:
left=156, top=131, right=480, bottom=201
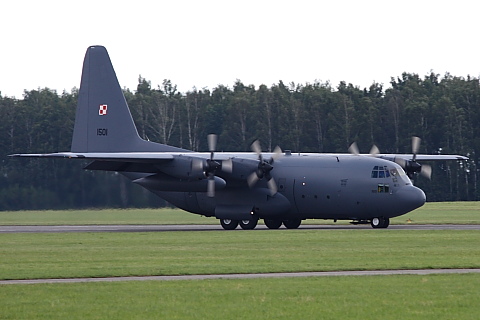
left=377, top=154, right=468, bottom=162
left=9, top=152, right=174, bottom=161
left=9, top=152, right=179, bottom=173
left=9, top=152, right=230, bottom=175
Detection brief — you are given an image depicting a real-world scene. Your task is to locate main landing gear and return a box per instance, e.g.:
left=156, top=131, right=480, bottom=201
left=219, top=218, right=302, bottom=230
left=219, top=219, right=238, bottom=230
left=239, top=218, right=258, bottom=230
left=264, top=219, right=282, bottom=229
left=370, top=217, right=390, bottom=228
left=219, top=218, right=259, bottom=230
left=264, top=219, right=301, bottom=229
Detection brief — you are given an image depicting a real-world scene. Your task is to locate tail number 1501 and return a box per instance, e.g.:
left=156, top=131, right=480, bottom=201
left=97, top=128, right=108, bottom=136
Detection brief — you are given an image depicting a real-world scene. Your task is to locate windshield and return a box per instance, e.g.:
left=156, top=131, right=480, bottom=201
left=390, top=166, right=411, bottom=184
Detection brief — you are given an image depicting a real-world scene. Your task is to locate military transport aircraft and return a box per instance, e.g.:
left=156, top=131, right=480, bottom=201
left=11, top=46, right=468, bottom=229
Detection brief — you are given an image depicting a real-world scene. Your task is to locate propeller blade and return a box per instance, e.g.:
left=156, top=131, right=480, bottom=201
left=251, top=140, right=262, bottom=155
left=271, top=146, right=283, bottom=162
left=267, top=178, right=278, bottom=196
left=412, top=136, right=420, bottom=161
left=421, top=164, right=432, bottom=179
left=247, top=171, right=259, bottom=188
left=208, top=134, right=217, bottom=153
left=395, top=157, right=406, bottom=168
left=369, top=145, right=380, bottom=156
left=348, top=142, right=359, bottom=155
left=221, top=158, right=233, bottom=173
left=207, top=177, right=215, bottom=197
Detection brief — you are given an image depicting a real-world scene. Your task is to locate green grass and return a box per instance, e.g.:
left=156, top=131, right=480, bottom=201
left=401, top=201, right=480, bottom=224
left=0, top=208, right=213, bottom=225
left=1, top=230, right=478, bottom=280
left=1, top=274, right=479, bottom=319
left=0, top=201, right=479, bottom=225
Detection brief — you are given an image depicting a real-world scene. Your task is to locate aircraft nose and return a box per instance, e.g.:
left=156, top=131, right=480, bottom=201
left=395, top=185, right=426, bottom=214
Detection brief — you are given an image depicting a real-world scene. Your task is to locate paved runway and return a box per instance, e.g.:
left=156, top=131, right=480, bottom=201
left=1, top=224, right=479, bottom=233
left=1, top=268, right=480, bottom=285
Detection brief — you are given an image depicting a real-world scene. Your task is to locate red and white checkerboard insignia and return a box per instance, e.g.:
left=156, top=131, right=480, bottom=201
left=99, top=104, right=108, bottom=116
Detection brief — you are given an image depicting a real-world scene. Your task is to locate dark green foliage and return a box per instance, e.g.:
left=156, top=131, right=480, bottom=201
left=1, top=72, right=479, bottom=209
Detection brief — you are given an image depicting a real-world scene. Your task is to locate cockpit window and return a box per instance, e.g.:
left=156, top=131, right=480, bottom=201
left=394, top=166, right=411, bottom=184
left=389, top=167, right=412, bottom=184
left=371, top=166, right=390, bottom=178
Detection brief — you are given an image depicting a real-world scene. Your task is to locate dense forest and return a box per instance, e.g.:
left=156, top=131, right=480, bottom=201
left=1, top=72, right=479, bottom=210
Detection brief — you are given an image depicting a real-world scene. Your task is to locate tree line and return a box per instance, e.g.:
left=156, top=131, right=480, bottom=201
left=1, top=72, right=479, bottom=210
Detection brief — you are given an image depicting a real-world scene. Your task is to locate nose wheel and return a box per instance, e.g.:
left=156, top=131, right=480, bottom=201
left=371, top=217, right=390, bottom=228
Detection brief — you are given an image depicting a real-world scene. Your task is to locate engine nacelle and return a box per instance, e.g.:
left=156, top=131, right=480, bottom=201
left=157, top=155, right=207, bottom=180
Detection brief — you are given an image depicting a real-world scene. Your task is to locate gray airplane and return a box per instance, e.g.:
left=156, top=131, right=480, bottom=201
left=11, top=46, right=468, bottom=229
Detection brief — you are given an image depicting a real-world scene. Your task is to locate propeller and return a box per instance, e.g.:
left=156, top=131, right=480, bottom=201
left=369, top=145, right=380, bottom=156
left=348, top=142, right=359, bottom=155
left=395, top=136, right=432, bottom=179
left=412, top=136, right=420, bottom=162
left=194, top=134, right=232, bottom=197
left=348, top=142, right=379, bottom=156
left=247, top=140, right=282, bottom=195
left=206, top=134, right=219, bottom=197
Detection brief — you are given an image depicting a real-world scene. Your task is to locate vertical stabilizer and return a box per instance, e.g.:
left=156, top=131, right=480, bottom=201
left=71, top=46, right=185, bottom=153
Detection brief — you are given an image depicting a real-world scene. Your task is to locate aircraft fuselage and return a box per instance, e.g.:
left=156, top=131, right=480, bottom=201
left=142, top=153, right=425, bottom=222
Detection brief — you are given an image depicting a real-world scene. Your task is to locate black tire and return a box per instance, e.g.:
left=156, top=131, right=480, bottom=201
left=239, top=218, right=258, bottom=230
left=382, top=217, right=390, bottom=228
left=371, top=217, right=389, bottom=228
left=283, top=219, right=302, bottom=229
left=220, top=219, right=239, bottom=230
left=264, top=219, right=282, bottom=229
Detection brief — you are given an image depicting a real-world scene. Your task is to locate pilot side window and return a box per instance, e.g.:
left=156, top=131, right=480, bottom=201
left=377, top=183, right=390, bottom=193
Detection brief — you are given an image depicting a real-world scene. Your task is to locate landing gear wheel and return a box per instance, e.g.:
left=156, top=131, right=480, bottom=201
left=283, top=219, right=302, bottom=229
left=371, top=217, right=390, bottom=228
left=264, top=219, right=282, bottom=229
left=239, top=218, right=258, bottom=230
left=383, top=217, right=390, bottom=228
left=220, top=219, right=239, bottom=230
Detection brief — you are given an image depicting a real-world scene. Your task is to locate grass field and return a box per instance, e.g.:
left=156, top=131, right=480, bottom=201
left=0, top=201, right=479, bottom=225
left=1, top=203, right=479, bottom=319
left=0, top=207, right=203, bottom=225
left=1, top=230, right=479, bottom=280
left=1, top=274, right=479, bottom=320
left=0, top=229, right=480, bottom=279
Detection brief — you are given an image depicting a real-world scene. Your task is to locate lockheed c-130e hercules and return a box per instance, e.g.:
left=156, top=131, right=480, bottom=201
left=11, top=46, right=468, bottom=230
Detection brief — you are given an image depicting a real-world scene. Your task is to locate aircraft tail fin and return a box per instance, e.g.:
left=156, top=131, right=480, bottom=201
left=71, top=46, right=186, bottom=153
